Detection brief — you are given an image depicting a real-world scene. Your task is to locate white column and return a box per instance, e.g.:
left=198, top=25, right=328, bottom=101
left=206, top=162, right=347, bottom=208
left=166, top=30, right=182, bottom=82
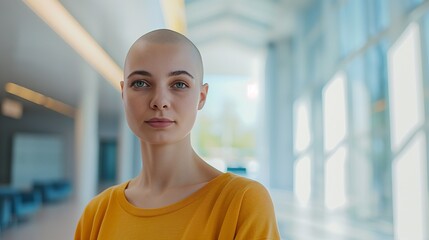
left=311, top=90, right=325, bottom=207
left=75, top=69, right=99, bottom=207
left=265, top=40, right=294, bottom=190
left=116, top=112, right=136, bottom=183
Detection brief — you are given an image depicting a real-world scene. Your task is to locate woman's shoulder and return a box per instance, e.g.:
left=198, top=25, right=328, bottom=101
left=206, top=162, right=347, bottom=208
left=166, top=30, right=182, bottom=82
left=219, top=173, right=271, bottom=199
left=214, top=174, right=277, bottom=225
left=224, top=173, right=267, bottom=190
left=76, top=181, right=129, bottom=233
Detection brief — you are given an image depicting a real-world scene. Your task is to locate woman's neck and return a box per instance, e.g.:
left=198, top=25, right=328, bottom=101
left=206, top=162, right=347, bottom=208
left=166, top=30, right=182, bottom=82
left=135, top=137, right=215, bottom=192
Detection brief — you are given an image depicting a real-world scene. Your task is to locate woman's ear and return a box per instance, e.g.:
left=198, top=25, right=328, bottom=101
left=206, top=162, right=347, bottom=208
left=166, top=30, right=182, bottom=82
left=198, top=83, right=209, bottom=110
left=120, top=81, right=124, bottom=99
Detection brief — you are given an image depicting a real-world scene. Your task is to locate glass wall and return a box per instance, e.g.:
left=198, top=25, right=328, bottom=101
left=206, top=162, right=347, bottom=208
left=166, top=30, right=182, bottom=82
left=293, top=97, right=312, bottom=206
left=192, top=75, right=260, bottom=178
left=267, top=0, right=429, bottom=239
left=388, top=23, right=427, bottom=240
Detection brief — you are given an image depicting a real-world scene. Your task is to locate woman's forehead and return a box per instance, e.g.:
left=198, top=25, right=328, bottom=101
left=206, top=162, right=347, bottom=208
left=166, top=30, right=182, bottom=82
left=130, top=41, right=191, bottom=58
left=127, top=43, right=193, bottom=67
left=125, top=42, right=203, bottom=80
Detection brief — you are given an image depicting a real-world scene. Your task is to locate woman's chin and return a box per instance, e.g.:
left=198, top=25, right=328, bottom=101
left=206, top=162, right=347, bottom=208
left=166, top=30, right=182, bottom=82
left=138, top=134, right=187, bottom=146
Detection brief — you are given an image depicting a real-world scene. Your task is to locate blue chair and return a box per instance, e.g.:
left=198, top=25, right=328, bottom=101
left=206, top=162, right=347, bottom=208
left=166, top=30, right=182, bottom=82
left=12, top=190, right=42, bottom=220
left=33, top=180, right=72, bottom=203
left=0, top=187, right=19, bottom=217
left=0, top=196, right=12, bottom=231
left=0, top=187, right=42, bottom=222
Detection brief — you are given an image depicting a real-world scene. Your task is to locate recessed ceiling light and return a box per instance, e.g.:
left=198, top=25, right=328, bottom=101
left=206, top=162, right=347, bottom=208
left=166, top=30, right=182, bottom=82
left=1, top=98, right=23, bottom=119
left=160, top=0, right=187, bottom=34
left=5, top=82, right=75, bottom=117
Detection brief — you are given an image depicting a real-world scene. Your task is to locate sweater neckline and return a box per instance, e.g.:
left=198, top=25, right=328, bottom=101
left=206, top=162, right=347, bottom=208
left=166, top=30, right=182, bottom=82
left=116, top=172, right=232, bottom=216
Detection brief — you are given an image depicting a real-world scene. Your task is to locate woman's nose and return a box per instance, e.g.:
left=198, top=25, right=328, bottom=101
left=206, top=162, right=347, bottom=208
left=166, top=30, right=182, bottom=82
left=150, top=88, right=170, bottom=110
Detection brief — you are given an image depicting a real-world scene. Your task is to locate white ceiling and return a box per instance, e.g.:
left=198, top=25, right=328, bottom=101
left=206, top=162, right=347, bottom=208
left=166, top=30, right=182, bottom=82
left=186, top=0, right=313, bottom=77
left=0, top=0, right=312, bottom=122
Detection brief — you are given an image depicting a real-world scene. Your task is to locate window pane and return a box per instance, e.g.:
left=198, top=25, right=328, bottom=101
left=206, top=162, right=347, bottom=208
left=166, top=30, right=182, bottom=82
left=325, top=147, right=348, bottom=210
left=294, top=98, right=311, bottom=153
left=422, top=13, right=429, bottom=75
left=365, top=44, right=388, bottom=101
left=347, top=57, right=371, bottom=135
left=403, top=0, right=424, bottom=11
left=392, top=132, right=428, bottom=240
left=339, top=0, right=367, bottom=56
left=368, top=0, right=389, bottom=35
left=387, top=23, right=424, bottom=150
left=193, top=75, right=259, bottom=177
left=294, top=155, right=312, bottom=206
left=303, top=1, right=321, bottom=34
left=323, top=72, right=348, bottom=152
left=307, top=38, right=324, bottom=83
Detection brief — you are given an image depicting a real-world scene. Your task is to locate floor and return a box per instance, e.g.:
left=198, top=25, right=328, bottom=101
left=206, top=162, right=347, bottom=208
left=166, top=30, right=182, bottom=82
left=0, top=190, right=394, bottom=240
left=0, top=200, right=82, bottom=240
left=271, top=190, right=394, bottom=240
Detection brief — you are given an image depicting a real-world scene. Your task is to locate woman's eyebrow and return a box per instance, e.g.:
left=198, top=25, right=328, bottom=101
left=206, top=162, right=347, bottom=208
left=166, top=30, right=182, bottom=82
left=168, top=70, right=194, bottom=79
left=127, top=70, right=152, bottom=79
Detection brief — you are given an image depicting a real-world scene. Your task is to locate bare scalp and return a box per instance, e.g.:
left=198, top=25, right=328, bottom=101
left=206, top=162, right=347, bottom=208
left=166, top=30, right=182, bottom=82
left=124, top=29, right=204, bottom=83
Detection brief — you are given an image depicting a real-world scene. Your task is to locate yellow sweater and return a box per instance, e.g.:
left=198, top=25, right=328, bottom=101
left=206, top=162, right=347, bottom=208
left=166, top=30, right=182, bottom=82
left=75, top=173, right=280, bottom=240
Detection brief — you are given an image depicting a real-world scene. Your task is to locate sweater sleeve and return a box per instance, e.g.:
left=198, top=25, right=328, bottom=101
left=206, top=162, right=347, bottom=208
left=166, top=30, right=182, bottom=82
left=74, top=205, right=93, bottom=240
left=74, top=187, right=114, bottom=240
left=234, top=182, right=281, bottom=240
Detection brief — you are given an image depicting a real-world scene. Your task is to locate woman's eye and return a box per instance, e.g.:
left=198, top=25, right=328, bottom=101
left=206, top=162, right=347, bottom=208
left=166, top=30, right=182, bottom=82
left=173, top=82, right=187, bottom=89
left=132, top=80, right=148, bottom=88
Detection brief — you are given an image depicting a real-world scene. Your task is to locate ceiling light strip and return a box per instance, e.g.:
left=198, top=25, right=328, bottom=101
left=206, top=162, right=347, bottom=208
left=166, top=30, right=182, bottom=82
left=160, top=0, right=187, bottom=34
left=23, top=0, right=122, bottom=91
left=5, top=83, right=75, bottom=117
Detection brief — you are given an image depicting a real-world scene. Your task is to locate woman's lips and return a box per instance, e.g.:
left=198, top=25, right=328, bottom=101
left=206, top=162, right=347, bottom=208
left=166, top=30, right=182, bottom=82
left=145, top=118, right=175, bottom=128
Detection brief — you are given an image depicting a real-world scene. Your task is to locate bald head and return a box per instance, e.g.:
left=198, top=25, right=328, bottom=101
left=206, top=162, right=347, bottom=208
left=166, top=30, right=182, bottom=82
left=135, top=29, right=198, bottom=46
left=124, top=29, right=204, bottom=83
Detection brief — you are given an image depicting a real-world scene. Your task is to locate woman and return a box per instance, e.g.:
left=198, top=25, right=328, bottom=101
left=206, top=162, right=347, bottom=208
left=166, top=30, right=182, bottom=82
left=75, top=29, right=280, bottom=240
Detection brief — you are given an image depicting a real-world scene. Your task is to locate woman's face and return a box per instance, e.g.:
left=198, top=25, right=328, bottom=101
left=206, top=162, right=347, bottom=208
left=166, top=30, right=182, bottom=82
left=121, top=42, right=208, bottom=145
